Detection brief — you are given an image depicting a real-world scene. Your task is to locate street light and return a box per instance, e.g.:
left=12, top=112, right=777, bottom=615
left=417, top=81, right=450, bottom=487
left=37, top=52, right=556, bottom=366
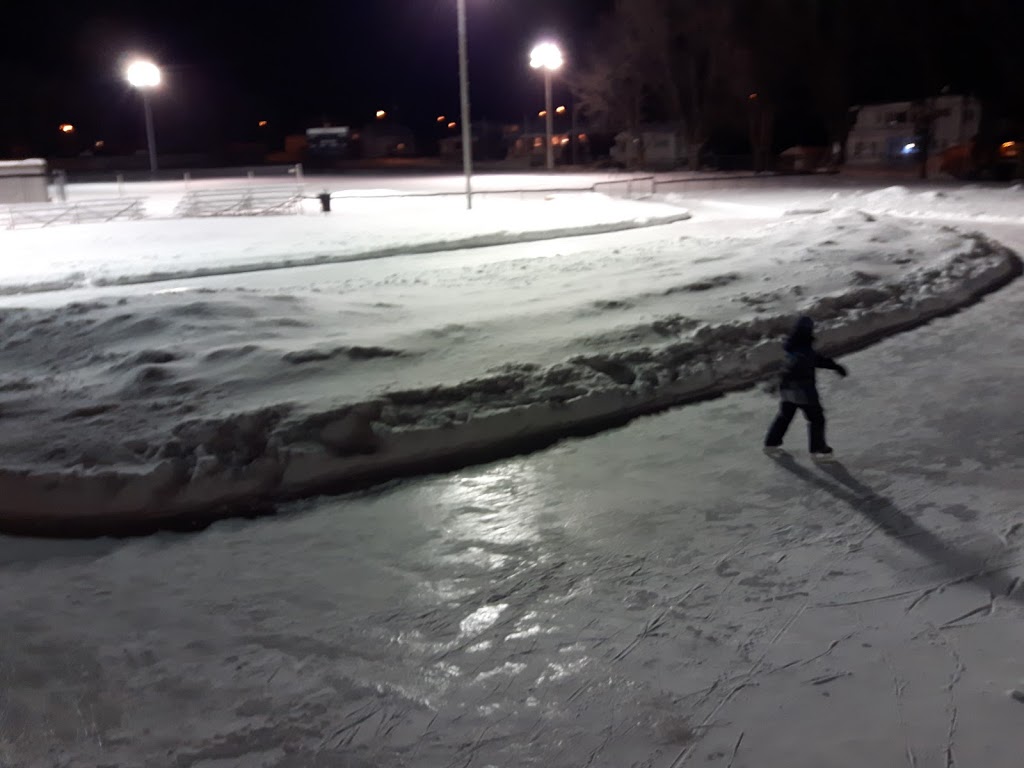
left=530, top=42, right=563, bottom=170
left=456, top=0, right=473, bottom=209
left=125, top=59, right=161, bottom=174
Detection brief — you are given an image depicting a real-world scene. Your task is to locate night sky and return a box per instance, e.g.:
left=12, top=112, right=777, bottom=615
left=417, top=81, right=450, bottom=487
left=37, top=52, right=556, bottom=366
left=2, top=0, right=1019, bottom=157
left=1, top=0, right=611, bottom=155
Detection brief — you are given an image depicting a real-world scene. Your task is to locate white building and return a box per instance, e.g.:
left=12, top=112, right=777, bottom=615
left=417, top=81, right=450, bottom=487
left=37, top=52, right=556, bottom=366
left=846, top=94, right=981, bottom=166
left=611, top=124, right=688, bottom=168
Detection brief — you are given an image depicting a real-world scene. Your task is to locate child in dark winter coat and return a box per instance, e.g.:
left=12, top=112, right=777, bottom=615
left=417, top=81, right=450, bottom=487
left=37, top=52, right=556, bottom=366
left=764, top=316, right=847, bottom=457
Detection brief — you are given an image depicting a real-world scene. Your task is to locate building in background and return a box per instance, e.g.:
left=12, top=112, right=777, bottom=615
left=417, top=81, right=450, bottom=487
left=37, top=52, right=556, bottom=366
left=357, top=123, right=416, bottom=159
left=609, top=124, right=688, bottom=169
left=846, top=95, right=981, bottom=168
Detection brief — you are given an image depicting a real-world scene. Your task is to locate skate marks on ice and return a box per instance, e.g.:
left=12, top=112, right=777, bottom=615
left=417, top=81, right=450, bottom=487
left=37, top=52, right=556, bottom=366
left=767, top=454, right=1024, bottom=614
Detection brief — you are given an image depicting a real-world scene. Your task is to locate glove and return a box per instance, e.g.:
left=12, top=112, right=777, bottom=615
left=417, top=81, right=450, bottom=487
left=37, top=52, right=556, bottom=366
left=835, top=364, right=848, bottom=378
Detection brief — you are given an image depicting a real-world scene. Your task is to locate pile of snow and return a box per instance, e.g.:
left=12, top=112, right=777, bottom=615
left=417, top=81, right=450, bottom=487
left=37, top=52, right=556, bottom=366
left=0, top=208, right=1017, bottom=534
left=823, top=185, right=1024, bottom=223
left=0, top=193, right=690, bottom=294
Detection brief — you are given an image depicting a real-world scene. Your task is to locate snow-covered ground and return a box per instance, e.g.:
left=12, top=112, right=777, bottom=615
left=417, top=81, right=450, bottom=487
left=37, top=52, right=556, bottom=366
left=1, top=193, right=688, bottom=293
left=0, top=177, right=1019, bottom=531
left=3, top=221, right=1024, bottom=767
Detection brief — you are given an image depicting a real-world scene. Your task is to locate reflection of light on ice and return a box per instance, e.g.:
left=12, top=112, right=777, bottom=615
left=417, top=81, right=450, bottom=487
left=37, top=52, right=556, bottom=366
left=459, top=603, right=508, bottom=637
left=475, top=661, right=527, bottom=682
left=439, top=545, right=510, bottom=571
left=505, top=609, right=547, bottom=641
left=439, top=464, right=547, bottom=548
left=537, top=658, right=588, bottom=684
left=506, top=624, right=543, bottom=640
left=429, top=577, right=476, bottom=602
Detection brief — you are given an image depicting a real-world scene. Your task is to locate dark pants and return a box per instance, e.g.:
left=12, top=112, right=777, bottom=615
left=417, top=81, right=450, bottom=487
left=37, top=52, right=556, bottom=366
left=765, top=400, right=828, bottom=452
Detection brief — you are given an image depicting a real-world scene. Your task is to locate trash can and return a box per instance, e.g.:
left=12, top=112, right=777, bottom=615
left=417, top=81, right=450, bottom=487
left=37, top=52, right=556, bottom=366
left=318, top=192, right=331, bottom=213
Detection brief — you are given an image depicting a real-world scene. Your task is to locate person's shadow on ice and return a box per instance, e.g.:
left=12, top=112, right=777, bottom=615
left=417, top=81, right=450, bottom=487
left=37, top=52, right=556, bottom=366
left=768, top=453, right=1022, bottom=607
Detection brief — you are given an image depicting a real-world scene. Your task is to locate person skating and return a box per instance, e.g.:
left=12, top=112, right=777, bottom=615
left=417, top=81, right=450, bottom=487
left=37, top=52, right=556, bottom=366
left=764, top=315, right=847, bottom=458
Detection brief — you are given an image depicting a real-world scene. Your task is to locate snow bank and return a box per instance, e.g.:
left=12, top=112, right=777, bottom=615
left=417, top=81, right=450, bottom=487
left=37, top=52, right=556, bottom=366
left=823, top=186, right=1024, bottom=224
left=0, top=213, right=1017, bottom=535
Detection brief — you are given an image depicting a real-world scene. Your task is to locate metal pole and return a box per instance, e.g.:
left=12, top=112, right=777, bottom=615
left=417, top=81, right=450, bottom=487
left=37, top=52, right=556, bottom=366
left=457, top=0, right=473, bottom=210
left=143, top=91, right=158, bottom=174
left=571, top=97, right=578, bottom=166
left=545, top=69, right=554, bottom=170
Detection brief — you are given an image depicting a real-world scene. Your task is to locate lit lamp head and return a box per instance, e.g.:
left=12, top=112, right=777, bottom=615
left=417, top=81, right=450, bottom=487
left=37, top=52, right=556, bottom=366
left=530, top=42, right=563, bottom=72
left=126, top=60, right=161, bottom=89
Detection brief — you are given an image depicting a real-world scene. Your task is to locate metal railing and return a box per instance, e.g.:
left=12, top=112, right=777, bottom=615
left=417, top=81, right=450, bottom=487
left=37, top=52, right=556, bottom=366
left=5, top=198, right=145, bottom=229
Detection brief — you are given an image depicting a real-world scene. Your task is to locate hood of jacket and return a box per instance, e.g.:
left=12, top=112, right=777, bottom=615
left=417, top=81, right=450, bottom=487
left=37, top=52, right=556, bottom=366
left=783, top=315, right=815, bottom=352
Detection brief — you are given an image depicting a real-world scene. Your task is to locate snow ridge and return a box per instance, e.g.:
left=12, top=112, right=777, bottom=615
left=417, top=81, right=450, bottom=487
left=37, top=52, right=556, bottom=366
left=0, top=232, right=1017, bottom=536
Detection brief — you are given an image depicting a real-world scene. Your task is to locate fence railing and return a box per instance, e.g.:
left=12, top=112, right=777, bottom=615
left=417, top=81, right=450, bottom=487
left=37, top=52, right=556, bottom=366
left=5, top=198, right=145, bottom=230
left=174, top=185, right=305, bottom=218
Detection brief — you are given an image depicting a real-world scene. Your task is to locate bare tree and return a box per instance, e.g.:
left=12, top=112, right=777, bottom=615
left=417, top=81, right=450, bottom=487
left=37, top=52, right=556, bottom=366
left=663, top=0, right=751, bottom=170
left=569, top=0, right=654, bottom=166
left=572, top=0, right=750, bottom=170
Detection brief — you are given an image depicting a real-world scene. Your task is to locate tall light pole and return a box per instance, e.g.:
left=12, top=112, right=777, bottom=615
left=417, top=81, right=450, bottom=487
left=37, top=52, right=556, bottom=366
left=530, top=42, right=563, bottom=171
left=126, top=60, right=162, bottom=174
left=456, top=0, right=473, bottom=210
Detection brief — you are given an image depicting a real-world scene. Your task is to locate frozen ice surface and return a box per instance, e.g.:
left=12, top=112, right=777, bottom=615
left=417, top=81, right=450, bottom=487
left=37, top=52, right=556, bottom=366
left=2, top=219, right=1023, bottom=765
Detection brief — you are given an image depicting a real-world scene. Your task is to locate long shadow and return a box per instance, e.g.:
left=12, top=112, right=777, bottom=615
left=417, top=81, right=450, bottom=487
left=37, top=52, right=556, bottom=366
left=768, top=453, right=1024, bottom=607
